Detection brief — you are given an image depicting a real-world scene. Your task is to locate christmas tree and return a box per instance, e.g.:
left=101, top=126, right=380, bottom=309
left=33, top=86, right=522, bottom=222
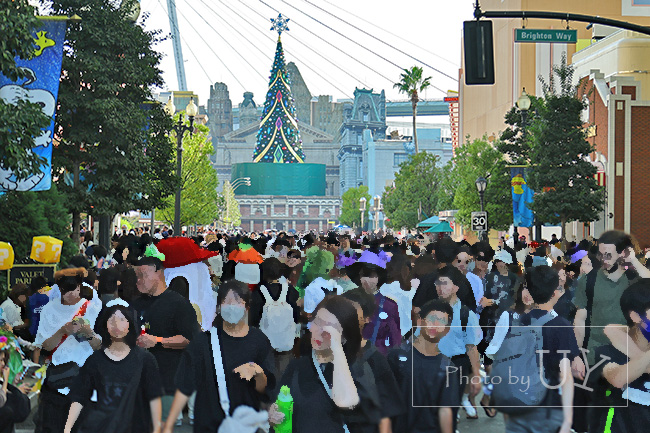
left=252, top=14, right=305, bottom=163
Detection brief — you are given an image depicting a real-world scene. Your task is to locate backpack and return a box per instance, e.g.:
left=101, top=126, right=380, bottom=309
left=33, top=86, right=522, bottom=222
left=489, top=311, right=555, bottom=415
left=259, top=279, right=296, bottom=352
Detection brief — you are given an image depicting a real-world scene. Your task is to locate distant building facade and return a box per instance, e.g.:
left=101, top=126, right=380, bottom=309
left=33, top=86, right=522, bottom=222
left=206, top=82, right=233, bottom=139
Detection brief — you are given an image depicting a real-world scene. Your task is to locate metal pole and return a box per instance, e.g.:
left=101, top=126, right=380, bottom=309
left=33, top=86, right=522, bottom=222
left=479, top=190, right=485, bottom=241
left=174, top=119, right=183, bottom=237
left=360, top=210, right=364, bottom=230
left=150, top=209, right=155, bottom=233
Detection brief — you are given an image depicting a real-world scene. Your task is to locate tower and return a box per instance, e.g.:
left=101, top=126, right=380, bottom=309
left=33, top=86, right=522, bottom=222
left=207, top=82, right=233, bottom=138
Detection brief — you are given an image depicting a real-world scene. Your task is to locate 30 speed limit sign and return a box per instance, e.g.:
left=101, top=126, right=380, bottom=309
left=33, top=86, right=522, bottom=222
left=471, top=211, right=488, bottom=232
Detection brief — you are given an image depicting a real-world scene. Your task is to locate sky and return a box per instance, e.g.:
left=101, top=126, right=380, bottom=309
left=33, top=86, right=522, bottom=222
left=137, top=0, right=476, bottom=107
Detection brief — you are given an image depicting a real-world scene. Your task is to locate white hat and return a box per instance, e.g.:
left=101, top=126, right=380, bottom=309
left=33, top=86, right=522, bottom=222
left=303, top=277, right=341, bottom=313
left=235, top=263, right=260, bottom=284
left=493, top=249, right=513, bottom=264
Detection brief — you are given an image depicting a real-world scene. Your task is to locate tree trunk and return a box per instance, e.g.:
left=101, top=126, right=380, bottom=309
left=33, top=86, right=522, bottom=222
left=561, top=216, right=567, bottom=250
left=412, top=99, right=419, bottom=154
left=98, top=214, right=111, bottom=249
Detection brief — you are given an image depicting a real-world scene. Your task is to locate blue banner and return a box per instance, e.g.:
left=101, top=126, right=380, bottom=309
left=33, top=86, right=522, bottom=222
left=0, top=18, right=67, bottom=192
left=510, top=167, right=535, bottom=227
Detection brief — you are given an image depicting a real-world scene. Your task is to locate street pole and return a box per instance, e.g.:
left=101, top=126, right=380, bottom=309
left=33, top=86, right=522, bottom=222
left=150, top=209, right=155, bottom=233
left=165, top=96, right=197, bottom=238
left=174, top=133, right=182, bottom=236
left=478, top=191, right=480, bottom=241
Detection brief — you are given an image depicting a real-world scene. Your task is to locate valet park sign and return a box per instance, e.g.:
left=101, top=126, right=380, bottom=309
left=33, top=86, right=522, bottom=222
left=515, top=28, right=577, bottom=44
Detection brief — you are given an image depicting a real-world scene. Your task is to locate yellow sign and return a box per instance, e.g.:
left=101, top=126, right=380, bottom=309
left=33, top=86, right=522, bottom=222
left=0, top=242, right=15, bottom=270
left=30, top=236, right=63, bottom=264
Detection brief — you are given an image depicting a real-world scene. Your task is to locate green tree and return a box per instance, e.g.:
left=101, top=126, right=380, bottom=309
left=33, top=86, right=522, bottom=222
left=0, top=1, right=52, bottom=180
left=339, top=185, right=371, bottom=228
left=221, top=181, right=242, bottom=228
left=157, top=121, right=221, bottom=227
left=438, top=160, right=457, bottom=211
left=526, top=54, right=604, bottom=240
left=0, top=183, right=77, bottom=265
left=252, top=36, right=305, bottom=163
left=50, top=0, right=175, bottom=244
left=452, top=137, right=513, bottom=231
left=393, top=66, right=432, bottom=154
left=498, top=95, right=543, bottom=165
left=382, top=152, right=445, bottom=229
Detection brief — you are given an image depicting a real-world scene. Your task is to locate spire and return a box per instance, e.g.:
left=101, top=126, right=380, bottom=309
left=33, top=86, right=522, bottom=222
left=252, top=14, right=305, bottom=163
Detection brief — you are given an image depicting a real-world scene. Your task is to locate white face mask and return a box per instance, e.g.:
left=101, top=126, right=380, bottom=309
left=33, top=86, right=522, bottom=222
left=221, top=304, right=246, bottom=324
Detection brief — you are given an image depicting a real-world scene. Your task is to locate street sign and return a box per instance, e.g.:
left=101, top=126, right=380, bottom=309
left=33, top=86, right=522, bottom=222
left=471, top=211, right=488, bottom=232
left=515, top=29, right=577, bottom=44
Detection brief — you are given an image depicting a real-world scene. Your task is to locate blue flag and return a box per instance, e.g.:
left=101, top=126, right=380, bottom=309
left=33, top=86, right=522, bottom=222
left=0, top=18, right=67, bottom=192
left=510, top=167, right=535, bottom=227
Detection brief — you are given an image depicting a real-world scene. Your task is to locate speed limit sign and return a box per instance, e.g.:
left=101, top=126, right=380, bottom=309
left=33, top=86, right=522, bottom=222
left=471, top=211, right=488, bottom=232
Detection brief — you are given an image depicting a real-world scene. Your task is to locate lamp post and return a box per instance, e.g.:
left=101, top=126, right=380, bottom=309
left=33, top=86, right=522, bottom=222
left=372, top=195, right=383, bottom=231
left=514, top=88, right=532, bottom=244
left=359, top=197, right=367, bottom=230
left=231, top=177, right=252, bottom=193
left=475, top=176, right=487, bottom=241
left=165, top=96, right=198, bottom=237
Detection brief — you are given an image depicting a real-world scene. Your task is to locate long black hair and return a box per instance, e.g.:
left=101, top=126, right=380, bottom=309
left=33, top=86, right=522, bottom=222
left=313, top=296, right=362, bottom=364
left=95, top=304, right=139, bottom=349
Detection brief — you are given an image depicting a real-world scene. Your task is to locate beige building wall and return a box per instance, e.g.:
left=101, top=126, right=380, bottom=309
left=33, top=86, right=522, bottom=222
left=460, top=0, right=650, bottom=142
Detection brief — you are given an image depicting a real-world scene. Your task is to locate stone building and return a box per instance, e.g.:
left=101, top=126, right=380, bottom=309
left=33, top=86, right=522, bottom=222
left=206, top=82, right=233, bottom=139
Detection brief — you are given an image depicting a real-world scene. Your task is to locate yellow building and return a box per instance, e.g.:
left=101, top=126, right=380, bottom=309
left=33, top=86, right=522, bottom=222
left=460, top=0, right=650, bottom=142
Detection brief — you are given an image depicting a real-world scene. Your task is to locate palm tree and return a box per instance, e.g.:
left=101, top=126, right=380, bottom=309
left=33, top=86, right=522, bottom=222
left=393, top=66, right=432, bottom=154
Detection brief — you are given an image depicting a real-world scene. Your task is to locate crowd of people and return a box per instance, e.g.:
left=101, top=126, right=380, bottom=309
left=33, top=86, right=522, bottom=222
left=1, top=227, right=650, bottom=433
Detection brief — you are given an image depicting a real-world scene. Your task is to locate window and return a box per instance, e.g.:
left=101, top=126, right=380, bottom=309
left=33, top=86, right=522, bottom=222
left=394, top=153, right=409, bottom=167
left=363, top=112, right=369, bottom=122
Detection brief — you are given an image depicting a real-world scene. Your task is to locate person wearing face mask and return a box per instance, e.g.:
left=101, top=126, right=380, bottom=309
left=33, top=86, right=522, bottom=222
left=163, top=280, right=275, bottom=432
left=587, top=281, right=650, bottom=433
left=387, top=299, right=458, bottom=433
left=33, top=274, right=103, bottom=433
left=64, top=305, right=163, bottom=433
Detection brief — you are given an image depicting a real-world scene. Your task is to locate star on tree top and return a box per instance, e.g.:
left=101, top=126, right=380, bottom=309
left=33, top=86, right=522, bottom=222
left=270, top=13, right=290, bottom=36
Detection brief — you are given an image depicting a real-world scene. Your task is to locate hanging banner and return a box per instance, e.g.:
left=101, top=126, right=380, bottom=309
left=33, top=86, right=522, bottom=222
left=0, top=18, right=68, bottom=192
left=510, top=167, right=535, bottom=227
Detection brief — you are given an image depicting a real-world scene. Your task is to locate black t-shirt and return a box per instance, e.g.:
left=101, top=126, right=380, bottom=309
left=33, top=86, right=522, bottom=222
left=174, top=327, right=276, bottom=432
left=346, top=345, right=406, bottom=433
left=249, top=281, right=301, bottom=328
left=413, top=270, right=477, bottom=314
left=412, top=271, right=438, bottom=310
left=277, top=354, right=381, bottom=433
left=588, top=344, right=650, bottom=433
left=387, top=343, right=460, bottom=433
left=132, top=289, right=198, bottom=394
left=519, top=309, right=581, bottom=406
left=69, top=347, right=163, bottom=433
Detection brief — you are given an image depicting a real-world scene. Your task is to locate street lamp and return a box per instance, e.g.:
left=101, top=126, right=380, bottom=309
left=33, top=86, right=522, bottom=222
left=165, top=96, right=198, bottom=237
left=475, top=177, right=487, bottom=241
left=231, top=177, right=252, bottom=193
left=359, top=197, right=367, bottom=230
left=372, top=195, right=383, bottom=231
left=513, top=88, right=531, bottom=244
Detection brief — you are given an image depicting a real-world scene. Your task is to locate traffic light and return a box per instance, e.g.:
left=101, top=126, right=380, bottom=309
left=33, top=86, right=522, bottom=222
left=463, top=20, right=495, bottom=85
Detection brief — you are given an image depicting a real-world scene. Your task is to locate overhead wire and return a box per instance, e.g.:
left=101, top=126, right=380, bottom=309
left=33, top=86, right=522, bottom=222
left=178, top=0, right=268, bottom=85
left=155, top=0, right=245, bottom=88
left=222, top=0, right=370, bottom=92
left=271, top=0, right=446, bottom=94
left=320, top=0, right=458, bottom=69
left=299, top=0, right=458, bottom=82
left=253, top=0, right=398, bottom=87
left=191, top=0, right=274, bottom=67
left=224, top=0, right=360, bottom=97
